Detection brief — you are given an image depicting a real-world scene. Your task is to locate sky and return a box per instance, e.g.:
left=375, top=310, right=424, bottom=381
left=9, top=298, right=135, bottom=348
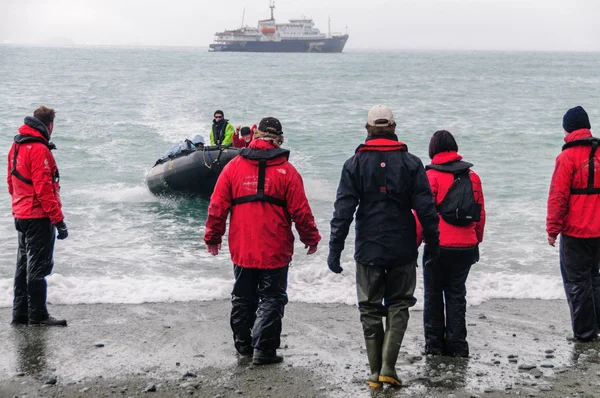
left=1, top=0, right=599, bottom=51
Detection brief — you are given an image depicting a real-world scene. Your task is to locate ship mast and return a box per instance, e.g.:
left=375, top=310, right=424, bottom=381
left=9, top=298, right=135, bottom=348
left=241, top=7, right=245, bottom=28
left=269, top=0, right=275, bottom=20
left=328, top=16, right=331, bottom=38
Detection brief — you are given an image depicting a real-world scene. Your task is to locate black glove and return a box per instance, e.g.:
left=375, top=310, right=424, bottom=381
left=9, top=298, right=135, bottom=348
left=327, top=250, right=343, bottom=274
left=424, top=242, right=440, bottom=267
left=54, top=221, right=68, bottom=240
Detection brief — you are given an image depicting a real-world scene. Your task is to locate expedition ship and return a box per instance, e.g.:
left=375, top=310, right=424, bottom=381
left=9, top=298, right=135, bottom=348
left=209, top=1, right=349, bottom=53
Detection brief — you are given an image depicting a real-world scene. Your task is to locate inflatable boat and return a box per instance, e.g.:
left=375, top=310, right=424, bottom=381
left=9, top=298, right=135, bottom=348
left=146, top=146, right=240, bottom=199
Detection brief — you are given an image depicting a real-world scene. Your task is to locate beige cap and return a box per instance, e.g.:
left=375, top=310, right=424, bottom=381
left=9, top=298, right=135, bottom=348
left=367, top=104, right=395, bottom=127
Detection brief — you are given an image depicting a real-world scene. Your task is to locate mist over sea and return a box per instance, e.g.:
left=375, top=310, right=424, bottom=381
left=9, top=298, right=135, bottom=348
left=1, top=45, right=599, bottom=309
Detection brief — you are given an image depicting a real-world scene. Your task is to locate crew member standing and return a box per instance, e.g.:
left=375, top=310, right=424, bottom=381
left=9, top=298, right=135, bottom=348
left=7, top=106, right=68, bottom=327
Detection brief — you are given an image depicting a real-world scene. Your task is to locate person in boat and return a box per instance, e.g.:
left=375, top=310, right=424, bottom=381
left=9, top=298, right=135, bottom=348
left=547, top=106, right=600, bottom=342
left=162, top=135, right=205, bottom=158
left=7, top=106, right=68, bottom=327
left=232, top=124, right=256, bottom=149
left=417, top=130, right=485, bottom=358
left=204, top=117, right=321, bottom=365
left=209, top=110, right=235, bottom=147
left=327, top=105, right=439, bottom=389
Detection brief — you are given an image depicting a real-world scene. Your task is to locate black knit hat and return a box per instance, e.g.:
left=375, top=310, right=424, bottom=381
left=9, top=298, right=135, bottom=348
left=258, top=117, right=283, bottom=135
left=563, top=106, right=591, bottom=133
left=214, top=110, right=224, bottom=117
left=240, top=126, right=251, bottom=136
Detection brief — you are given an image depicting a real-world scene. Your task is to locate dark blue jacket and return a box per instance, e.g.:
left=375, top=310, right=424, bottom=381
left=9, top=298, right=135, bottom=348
left=329, top=136, right=439, bottom=266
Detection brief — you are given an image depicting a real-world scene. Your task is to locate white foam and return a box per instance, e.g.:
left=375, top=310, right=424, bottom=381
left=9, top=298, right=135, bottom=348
left=0, top=273, right=232, bottom=308
left=70, top=184, right=158, bottom=203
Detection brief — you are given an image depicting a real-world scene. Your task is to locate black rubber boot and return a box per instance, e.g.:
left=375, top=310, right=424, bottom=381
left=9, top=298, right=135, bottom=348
left=379, top=330, right=403, bottom=387
left=364, top=337, right=383, bottom=388
left=236, top=345, right=253, bottom=357
left=10, top=315, right=29, bottom=326
left=29, top=316, right=67, bottom=327
left=252, top=349, right=283, bottom=365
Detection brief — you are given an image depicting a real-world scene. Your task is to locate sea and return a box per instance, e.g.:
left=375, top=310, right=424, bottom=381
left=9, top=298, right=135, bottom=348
left=0, top=45, right=599, bottom=310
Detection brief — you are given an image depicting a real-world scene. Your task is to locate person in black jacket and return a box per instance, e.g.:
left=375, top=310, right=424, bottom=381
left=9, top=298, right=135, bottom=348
left=328, top=105, right=440, bottom=389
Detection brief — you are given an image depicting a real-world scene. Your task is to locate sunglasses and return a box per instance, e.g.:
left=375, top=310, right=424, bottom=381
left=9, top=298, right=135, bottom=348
left=214, top=115, right=223, bottom=119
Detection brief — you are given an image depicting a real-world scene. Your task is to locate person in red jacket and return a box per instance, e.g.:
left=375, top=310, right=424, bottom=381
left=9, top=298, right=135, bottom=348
left=204, top=116, right=321, bottom=365
left=232, top=124, right=256, bottom=148
left=419, top=130, right=485, bottom=357
left=7, top=106, right=68, bottom=327
left=547, top=106, right=600, bottom=342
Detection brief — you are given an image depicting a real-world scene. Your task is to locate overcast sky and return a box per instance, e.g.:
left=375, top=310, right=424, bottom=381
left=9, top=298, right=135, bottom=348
left=1, top=0, right=599, bottom=51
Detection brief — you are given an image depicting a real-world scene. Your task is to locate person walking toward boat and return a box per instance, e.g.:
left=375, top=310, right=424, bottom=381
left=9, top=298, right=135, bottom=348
left=209, top=110, right=236, bottom=147
left=547, top=106, right=600, bottom=342
left=232, top=124, right=256, bottom=148
left=327, top=105, right=439, bottom=388
left=7, top=106, right=68, bottom=327
left=419, top=130, right=485, bottom=357
left=204, top=117, right=321, bottom=365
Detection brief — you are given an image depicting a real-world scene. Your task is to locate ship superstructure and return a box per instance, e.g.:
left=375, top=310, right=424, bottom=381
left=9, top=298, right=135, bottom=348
left=209, top=1, right=349, bottom=53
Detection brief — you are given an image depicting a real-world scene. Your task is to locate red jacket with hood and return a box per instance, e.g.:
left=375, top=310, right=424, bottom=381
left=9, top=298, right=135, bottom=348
left=232, top=124, right=256, bottom=149
left=7, top=117, right=64, bottom=225
left=417, top=151, right=485, bottom=248
left=204, top=139, right=321, bottom=268
left=547, top=129, right=600, bottom=239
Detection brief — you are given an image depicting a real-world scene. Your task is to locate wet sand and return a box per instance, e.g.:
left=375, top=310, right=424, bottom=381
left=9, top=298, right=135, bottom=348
left=1, top=299, right=599, bottom=397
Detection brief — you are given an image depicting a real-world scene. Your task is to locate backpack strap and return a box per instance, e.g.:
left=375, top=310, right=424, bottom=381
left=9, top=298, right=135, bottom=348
left=570, top=139, right=600, bottom=195
left=231, top=159, right=286, bottom=207
left=10, top=144, right=33, bottom=185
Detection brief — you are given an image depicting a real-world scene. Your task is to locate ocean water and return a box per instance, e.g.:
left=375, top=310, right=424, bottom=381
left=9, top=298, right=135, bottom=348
left=1, top=46, right=599, bottom=310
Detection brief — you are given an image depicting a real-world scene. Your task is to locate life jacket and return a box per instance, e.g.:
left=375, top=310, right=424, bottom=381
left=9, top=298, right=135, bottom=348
left=11, top=135, right=59, bottom=186
left=231, top=147, right=290, bottom=208
left=426, top=161, right=481, bottom=226
left=562, top=138, right=600, bottom=195
left=355, top=138, right=410, bottom=206
left=212, top=119, right=229, bottom=146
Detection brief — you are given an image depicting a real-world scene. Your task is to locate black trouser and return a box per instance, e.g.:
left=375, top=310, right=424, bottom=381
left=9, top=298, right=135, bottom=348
left=356, top=262, right=417, bottom=341
left=230, top=265, right=289, bottom=352
left=423, top=246, right=478, bottom=356
left=559, top=235, right=600, bottom=341
left=13, top=218, right=55, bottom=322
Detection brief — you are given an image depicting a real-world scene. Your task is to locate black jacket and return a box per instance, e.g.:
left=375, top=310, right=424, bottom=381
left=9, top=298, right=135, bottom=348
left=329, top=136, right=439, bottom=266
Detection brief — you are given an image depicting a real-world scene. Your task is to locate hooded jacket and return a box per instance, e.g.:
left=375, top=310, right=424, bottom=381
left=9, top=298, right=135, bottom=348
left=204, top=139, right=321, bottom=268
left=329, top=136, right=439, bottom=266
left=547, top=129, right=600, bottom=238
left=416, top=151, right=485, bottom=248
left=7, top=117, right=63, bottom=224
left=232, top=124, right=256, bottom=149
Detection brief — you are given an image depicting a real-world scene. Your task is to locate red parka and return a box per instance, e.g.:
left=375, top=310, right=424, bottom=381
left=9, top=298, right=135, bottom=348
left=204, top=139, right=321, bottom=268
left=232, top=124, right=256, bottom=149
left=417, top=151, right=485, bottom=248
left=547, top=129, right=600, bottom=239
left=7, top=118, right=64, bottom=225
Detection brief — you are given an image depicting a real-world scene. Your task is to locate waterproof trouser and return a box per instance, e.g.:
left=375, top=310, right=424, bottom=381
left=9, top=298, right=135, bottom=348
left=559, top=235, right=600, bottom=341
left=230, top=265, right=289, bottom=352
left=423, top=246, right=478, bottom=357
left=13, top=218, right=55, bottom=323
left=356, top=262, right=416, bottom=375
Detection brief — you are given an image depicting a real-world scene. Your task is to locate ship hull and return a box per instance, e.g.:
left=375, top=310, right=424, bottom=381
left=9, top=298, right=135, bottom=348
left=209, top=35, right=349, bottom=53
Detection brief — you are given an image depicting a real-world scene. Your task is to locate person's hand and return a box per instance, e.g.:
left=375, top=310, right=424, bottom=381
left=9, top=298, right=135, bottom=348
left=548, top=235, right=556, bottom=247
left=327, top=251, right=343, bottom=274
left=54, top=221, right=68, bottom=240
left=424, top=242, right=440, bottom=267
left=207, top=243, right=221, bottom=256
left=235, top=125, right=241, bottom=133
left=305, top=243, right=318, bottom=255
